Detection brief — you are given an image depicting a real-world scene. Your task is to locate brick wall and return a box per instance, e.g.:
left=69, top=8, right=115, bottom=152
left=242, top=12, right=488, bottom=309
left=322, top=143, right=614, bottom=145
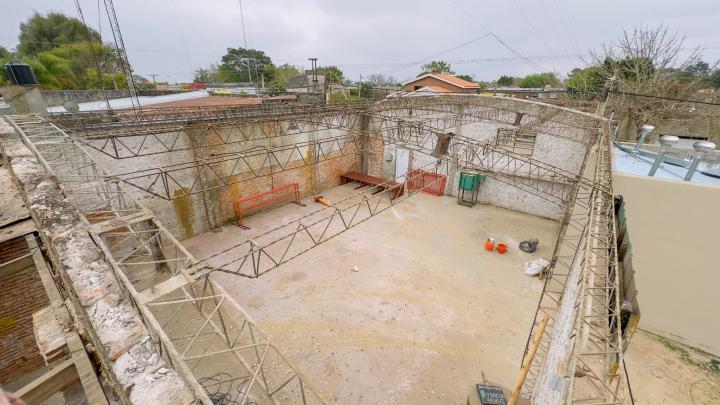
left=0, top=236, right=49, bottom=385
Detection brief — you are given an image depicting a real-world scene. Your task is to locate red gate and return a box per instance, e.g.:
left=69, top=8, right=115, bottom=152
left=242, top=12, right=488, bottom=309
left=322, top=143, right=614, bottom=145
left=406, top=169, right=447, bottom=196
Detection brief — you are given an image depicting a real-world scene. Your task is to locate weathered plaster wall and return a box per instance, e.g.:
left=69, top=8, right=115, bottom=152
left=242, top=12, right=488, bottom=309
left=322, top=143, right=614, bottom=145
left=87, top=119, right=362, bottom=240
left=0, top=119, right=195, bottom=403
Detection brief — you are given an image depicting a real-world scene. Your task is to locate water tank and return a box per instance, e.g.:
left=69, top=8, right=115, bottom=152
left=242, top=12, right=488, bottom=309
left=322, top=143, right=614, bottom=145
left=3, top=62, right=39, bottom=86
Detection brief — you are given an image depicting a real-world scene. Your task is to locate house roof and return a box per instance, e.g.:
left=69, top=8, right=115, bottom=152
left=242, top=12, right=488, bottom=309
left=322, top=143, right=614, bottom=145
left=403, top=73, right=480, bottom=89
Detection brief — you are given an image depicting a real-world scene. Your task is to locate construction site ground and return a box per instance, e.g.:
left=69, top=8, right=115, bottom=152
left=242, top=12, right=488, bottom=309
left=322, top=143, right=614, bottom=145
left=625, top=329, right=720, bottom=405
left=183, top=183, right=559, bottom=403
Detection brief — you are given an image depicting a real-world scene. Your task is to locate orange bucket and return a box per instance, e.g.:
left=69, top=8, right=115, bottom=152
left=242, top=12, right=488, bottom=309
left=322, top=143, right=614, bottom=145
left=496, top=243, right=507, bottom=254
left=485, top=239, right=495, bottom=251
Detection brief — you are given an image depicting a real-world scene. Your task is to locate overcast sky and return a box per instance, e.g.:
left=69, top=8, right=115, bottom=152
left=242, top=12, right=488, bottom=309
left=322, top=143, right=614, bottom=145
left=2, top=0, right=719, bottom=83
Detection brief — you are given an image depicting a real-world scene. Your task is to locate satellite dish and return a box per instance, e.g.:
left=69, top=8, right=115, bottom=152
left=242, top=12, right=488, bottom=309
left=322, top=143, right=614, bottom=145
left=63, top=101, right=80, bottom=113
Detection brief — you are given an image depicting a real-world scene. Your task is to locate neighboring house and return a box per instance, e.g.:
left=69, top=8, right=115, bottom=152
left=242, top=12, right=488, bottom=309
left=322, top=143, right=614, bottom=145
left=487, top=86, right=562, bottom=99
left=403, top=73, right=480, bottom=94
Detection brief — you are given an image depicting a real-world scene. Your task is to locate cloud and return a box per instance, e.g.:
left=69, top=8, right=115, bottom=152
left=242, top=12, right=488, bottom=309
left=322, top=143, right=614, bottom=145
left=1, top=0, right=719, bottom=82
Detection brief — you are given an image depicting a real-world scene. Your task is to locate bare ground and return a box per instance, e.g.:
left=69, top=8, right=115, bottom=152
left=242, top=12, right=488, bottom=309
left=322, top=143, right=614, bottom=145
left=183, top=184, right=558, bottom=403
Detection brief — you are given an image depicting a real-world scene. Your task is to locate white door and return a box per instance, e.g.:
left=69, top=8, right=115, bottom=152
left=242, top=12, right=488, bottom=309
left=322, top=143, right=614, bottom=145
left=395, top=148, right=409, bottom=182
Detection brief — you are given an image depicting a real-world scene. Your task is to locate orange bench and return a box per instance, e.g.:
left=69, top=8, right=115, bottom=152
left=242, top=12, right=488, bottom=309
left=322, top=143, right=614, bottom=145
left=340, top=171, right=405, bottom=199
left=234, top=183, right=305, bottom=229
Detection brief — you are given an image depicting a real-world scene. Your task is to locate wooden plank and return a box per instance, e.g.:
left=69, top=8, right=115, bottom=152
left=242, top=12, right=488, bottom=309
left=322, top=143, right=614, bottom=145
left=136, top=273, right=192, bottom=304
left=66, top=334, right=109, bottom=405
left=26, top=234, right=109, bottom=404
left=86, top=210, right=154, bottom=234
left=0, top=218, right=35, bottom=244
left=15, top=358, right=78, bottom=404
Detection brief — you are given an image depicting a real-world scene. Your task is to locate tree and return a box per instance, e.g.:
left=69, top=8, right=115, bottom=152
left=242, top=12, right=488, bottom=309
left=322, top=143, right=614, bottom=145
left=82, top=67, right=126, bottom=90
left=219, top=47, right=274, bottom=83
left=497, top=75, right=514, bottom=86
left=18, top=12, right=100, bottom=57
left=519, top=72, right=559, bottom=88
left=710, top=69, right=720, bottom=89
left=43, top=42, right=121, bottom=85
left=684, top=60, right=710, bottom=77
left=420, top=60, right=454, bottom=75
left=317, top=66, right=345, bottom=84
left=366, top=74, right=398, bottom=87
left=268, top=64, right=302, bottom=91
left=566, top=66, right=605, bottom=95
left=28, top=52, right=78, bottom=90
left=589, top=25, right=714, bottom=140
left=0, top=46, right=10, bottom=59
left=456, top=74, right=475, bottom=83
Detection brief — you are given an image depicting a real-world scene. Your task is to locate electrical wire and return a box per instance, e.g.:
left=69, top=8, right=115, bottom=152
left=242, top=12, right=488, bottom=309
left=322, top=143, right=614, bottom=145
left=509, top=0, right=562, bottom=72
left=448, top=0, right=549, bottom=73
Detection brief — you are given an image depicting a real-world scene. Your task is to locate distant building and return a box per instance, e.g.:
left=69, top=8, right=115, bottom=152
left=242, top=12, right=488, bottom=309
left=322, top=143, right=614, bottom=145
left=402, top=73, right=480, bottom=94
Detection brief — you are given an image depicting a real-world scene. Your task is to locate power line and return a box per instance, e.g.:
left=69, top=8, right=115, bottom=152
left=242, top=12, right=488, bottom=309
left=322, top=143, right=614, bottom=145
left=509, top=0, right=562, bottom=71
left=448, top=0, right=549, bottom=72
left=380, top=33, right=494, bottom=76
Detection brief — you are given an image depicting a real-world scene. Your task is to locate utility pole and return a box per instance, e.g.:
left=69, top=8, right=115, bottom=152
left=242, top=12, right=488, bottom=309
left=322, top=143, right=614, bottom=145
left=308, top=58, right=318, bottom=92
left=148, top=74, right=158, bottom=85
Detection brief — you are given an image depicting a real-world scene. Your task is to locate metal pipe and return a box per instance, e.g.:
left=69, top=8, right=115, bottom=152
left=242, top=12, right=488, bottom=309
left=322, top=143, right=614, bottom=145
left=684, top=141, right=716, bottom=181
left=648, top=135, right=679, bottom=176
left=634, top=124, right=655, bottom=152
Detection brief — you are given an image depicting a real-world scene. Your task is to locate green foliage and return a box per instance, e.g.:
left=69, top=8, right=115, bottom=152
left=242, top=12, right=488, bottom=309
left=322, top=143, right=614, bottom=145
left=219, top=47, right=274, bottom=83
left=28, top=53, right=77, bottom=90
left=18, top=12, right=100, bottom=57
left=519, top=72, right=559, bottom=88
left=420, top=60, right=454, bottom=75
left=456, top=74, right=475, bottom=83
left=328, top=92, right=361, bottom=104
left=317, top=66, right=345, bottom=84
left=566, top=66, right=605, bottom=95
left=81, top=68, right=126, bottom=90
left=710, top=69, right=720, bottom=89
left=3, top=12, right=125, bottom=90
left=0, top=46, right=10, bottom=59
left=43, top=42, right=120, bottom=81
left=684, top=61, right=710, bottom=77
left=359, top=82, right=373, bottom=98
left=497, top=75, right=514, bottom=86
left=267, top=64, right=302, bottom=92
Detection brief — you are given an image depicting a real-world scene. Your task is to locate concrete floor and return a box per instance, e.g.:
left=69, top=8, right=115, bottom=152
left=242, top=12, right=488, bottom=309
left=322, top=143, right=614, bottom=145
left=183, top=183, right=559, bottom=403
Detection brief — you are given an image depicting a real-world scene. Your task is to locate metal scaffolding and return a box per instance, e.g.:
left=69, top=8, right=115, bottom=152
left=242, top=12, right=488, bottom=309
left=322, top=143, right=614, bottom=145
left=7, top=115, right=327, bottom=404
left=8, top=94, right=629, bottom=404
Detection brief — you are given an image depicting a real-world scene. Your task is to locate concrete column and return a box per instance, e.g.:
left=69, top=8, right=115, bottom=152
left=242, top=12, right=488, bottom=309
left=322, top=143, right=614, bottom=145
left=185, top=126, right=220, bottom=231
left=359, top=113, right=370, bottom=174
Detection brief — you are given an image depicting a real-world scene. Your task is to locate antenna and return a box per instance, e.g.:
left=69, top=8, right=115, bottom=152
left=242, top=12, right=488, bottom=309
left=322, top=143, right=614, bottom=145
left=103, top=0, right=141, bottom=110
left=239, top=0, right=248, bottom=49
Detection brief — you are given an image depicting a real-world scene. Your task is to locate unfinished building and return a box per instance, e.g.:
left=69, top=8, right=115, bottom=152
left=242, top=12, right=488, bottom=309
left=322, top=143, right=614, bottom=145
left=0, top=94, right=634, bottom=404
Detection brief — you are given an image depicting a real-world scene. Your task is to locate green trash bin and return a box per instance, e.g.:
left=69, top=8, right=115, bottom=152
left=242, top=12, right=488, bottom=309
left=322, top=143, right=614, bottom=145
left=457, top=172, right=484, bottom=206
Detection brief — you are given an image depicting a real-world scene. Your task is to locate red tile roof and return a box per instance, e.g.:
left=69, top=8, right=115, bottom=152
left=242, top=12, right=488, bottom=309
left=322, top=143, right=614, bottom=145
left=403, top=73, right=480, bottom=89
left=431, top=73, right=479, bottom=88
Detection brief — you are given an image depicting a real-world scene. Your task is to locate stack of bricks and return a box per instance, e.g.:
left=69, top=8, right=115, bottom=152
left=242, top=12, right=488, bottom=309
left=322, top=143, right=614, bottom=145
left=0, top=236, right=49, bottom=385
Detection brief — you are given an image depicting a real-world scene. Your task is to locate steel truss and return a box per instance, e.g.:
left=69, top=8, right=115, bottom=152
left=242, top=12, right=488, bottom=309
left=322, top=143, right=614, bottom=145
left=20, top=95, right=627, bottom=404
left=520, top=122, right=630, bottom=404
left=7, top=115, right=327, bottom=404
left=197, top=160, right=449, bottom=278
left=84, top=106, right=598, bottom=206
left=71, top=111, right=364, bottom=159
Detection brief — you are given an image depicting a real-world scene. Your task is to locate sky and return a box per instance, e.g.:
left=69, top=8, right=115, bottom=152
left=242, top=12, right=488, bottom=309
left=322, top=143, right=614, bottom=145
left=1, top=0, right=719, bottom=84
